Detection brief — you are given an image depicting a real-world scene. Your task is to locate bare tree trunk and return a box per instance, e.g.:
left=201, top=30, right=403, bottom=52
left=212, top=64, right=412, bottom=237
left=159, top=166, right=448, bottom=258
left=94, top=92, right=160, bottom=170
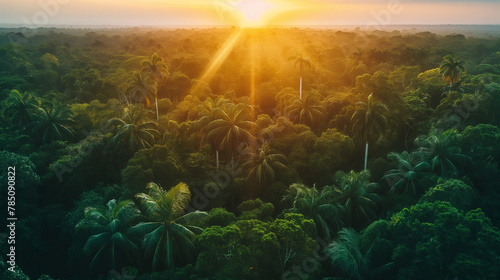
left=364, top=141, right=369, bottom=171
left=299, top=76, right=303, bottom=100
left=216, top=150, right=219, bottom=169
left=155, top=97, right=159, bottom=121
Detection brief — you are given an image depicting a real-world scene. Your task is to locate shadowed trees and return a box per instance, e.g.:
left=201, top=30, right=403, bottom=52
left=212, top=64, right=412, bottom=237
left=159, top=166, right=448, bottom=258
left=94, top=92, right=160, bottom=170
left=382, top=151, right=431, bottom=195
left=282, top=183, right=343, bottom=239
left=76, top=199, right=141, bottom=272
left=332, top=171, right=380, bottom=230
left=31, top=102, right=75, bottom=144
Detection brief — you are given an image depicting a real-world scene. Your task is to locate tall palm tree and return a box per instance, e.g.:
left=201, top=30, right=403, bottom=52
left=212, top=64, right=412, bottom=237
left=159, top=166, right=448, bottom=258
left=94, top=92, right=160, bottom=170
left=351, top=94, right=389, bottom=170
left=205, top=103, right=257, bottom=168
left=129, top=182, right=208, bottom=271
left=75, top=199, right=142, bottom=272
left=126, top=72, right=155, bottom=109
left=141, top=53, right=169, bottom=121
left=324, top=228, right=393, bottom=280
left=439, top=55, right=466, bottom=89
left=286, top=94, right=325, bottom=127
left=288, top=52, right=312, bottom=100
left=382, top=151, right=431, bottom=195
left=2, top=90, right=40, bottom=126
left=108, top=106, right=160, bottom=152
left=333, top=171, right=379, bottom=229
left=243, top=143, right=288, bottom=189
left=415, top=130, right=469, bottom=178
left=282, top=183, right=343, bottom=240
left=31, top=102, right=75, bottom=144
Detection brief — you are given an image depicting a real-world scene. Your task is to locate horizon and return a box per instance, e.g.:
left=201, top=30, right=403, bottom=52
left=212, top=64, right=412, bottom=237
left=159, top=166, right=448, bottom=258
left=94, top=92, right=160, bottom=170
left=1, top=1, right=500, bottom=28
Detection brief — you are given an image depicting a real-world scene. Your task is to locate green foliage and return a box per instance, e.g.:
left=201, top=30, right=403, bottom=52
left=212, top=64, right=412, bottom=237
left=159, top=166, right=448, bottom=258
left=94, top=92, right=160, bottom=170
left=237, top=198, right=274, bottom=221
left=332, top=170, right=380, bottom=229
left=75, top=199, right=142, bottom=272
left=130, top=182, right=208, bottom=271
left=363, top=201, right=500, bottom=280
left=108, top=105, right=160, bottom=152
left=420, top=179, right=476, bottom=210
left=415, top=130, right=470, bottom=178
left=282, top=183, right=342, bottom=239
left=325, top=228, right=393, bottom=280
left=195, top=213, right=319, bottom=280
left=121, top=145, right=187, bottom=192
left=31, top=102, right=75, bottom=144
left=2, top=90, right=40, bottom=126
left=1, top=267, right=30, bottom=280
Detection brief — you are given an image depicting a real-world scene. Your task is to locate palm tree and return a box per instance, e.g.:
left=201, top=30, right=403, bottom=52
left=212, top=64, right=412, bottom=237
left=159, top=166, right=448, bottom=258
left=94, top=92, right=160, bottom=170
left=75, top=199, right=142, bottom=272
left=286, top=94, right=325, bottom=126
left=282, top=183, right=343, bottom=240
left=381, top=151, right=431, bottom=195
left=108, top=106, right=160, bottom=152
left=333, top=171, right=379, bottom=229
left=324, top=228, right=393, bottom=280
left=288, top=52, right=312, bottom=100
left=141, top=53, right=169, bottom=121
left=31, top=102, right=75, bottom=144
left=243, top=143, right=288, bottom=189
left=439, top=55, right=466, bottom=90
left=126, top=72, right=155, bottom=109
left=129, top=182, right=208, bottom=271
left=205, top=103, right=257, bottom=168
left=351, top=94, right=389, bottom=170
left=415, top=130, right=469, bottom=178
left=2, top=90, right=40, bottom=126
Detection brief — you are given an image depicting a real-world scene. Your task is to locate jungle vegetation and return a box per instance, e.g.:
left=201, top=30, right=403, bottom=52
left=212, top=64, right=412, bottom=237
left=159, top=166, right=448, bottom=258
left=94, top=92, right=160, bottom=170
left=1, top=26, right=500, bottom=280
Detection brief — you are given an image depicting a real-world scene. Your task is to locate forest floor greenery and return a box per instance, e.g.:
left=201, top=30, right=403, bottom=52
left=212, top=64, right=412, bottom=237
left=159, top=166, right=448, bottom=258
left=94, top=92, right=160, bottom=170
left=0, top=26, right=500, bottom=280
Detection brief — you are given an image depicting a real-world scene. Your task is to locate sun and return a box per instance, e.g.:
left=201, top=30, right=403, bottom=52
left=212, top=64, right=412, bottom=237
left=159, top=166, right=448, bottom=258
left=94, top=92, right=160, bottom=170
left=235, top=0, right=276, bottom=27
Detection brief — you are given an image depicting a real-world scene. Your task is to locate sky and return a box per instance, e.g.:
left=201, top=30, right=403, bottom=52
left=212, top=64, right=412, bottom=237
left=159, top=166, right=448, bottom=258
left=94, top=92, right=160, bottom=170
left=1, top=0, right=500, bottom=27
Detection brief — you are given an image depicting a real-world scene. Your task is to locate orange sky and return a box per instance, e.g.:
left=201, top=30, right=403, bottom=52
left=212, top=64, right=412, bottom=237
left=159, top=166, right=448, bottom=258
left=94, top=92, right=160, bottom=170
left=1, top=0, right=500, bottom=27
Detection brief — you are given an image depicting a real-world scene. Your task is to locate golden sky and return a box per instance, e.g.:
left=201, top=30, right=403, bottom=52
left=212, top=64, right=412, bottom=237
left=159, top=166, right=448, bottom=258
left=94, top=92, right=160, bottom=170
left=1, top=0, right=500, bottom=27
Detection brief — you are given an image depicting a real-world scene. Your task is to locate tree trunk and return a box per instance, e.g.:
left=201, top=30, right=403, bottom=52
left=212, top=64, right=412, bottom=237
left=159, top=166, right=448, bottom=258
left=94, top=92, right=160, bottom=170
left=155, top=97, right=159, bottom=121
left=364, top=141, right=369, bottom=171
left=216, top=150, right=219, bottom=169
left=299, top=76, right=303, bottom=100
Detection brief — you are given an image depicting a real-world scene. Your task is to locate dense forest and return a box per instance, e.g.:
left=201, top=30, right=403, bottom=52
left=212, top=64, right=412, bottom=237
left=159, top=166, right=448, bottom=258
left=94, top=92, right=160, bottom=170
left=1, top=26, right=500, bottom=280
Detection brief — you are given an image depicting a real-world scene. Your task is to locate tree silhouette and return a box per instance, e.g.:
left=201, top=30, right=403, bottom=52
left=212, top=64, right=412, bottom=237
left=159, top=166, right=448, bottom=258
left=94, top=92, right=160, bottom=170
left=141, top=53, right=169, bottom=120
left=243, top=143, right=288, bottom=189
left=126, top=72, right=155, bottom=109
left=333, top=171, right=379, bottom=229
left=129, top=182, right=208, bottom=271
left=439, top=55, right=466, bottom=91
left=205, top=103, right=257, bottom=167
left=286, top=93, right=325, bottom=127
left=351, top=94, right=389, bottom=170
left=288, top=52, right=312, bottom=100
left=76, top=199, right=141, bottom=272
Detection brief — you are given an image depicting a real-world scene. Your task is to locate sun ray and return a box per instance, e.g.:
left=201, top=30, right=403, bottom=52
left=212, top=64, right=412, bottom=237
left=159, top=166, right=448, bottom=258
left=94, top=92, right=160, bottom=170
left=191, top=28, right=244, bottom=96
